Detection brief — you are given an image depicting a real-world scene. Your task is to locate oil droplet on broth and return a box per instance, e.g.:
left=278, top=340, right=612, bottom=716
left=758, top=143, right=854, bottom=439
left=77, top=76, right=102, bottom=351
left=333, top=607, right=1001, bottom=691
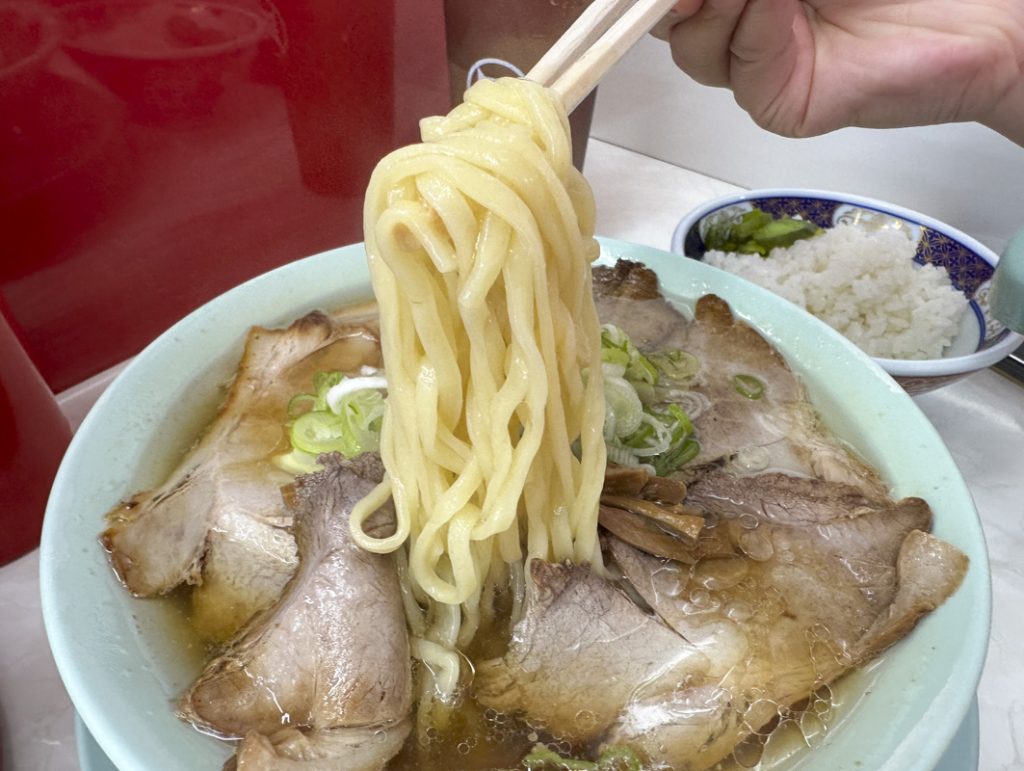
left=688, top=587, right=713, bottom=609
left=737, top=530, right=775, bottom=561
left=391, top=693, right=538, bottom=770
left=738, top=513, right=760, bottom=530
left=724, top=600, right=754, bottom=622
left=733, top=445, right=772, bottom=473
left=693, top=558, right=749, bottom=591
left=652, top=563, right=686, bottom=599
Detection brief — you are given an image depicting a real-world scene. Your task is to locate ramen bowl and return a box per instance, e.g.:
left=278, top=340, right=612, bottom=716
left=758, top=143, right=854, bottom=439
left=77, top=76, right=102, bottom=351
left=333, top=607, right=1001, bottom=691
left=41, top=239, right=989, bottom=771
left=672, top=189, right=1024, bottom=395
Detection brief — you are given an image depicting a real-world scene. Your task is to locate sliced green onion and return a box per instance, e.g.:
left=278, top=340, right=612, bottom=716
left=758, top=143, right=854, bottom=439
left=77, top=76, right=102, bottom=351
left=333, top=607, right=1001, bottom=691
left=286, top=392, right=316, bottom=418
left=632, top=380, right=656, bottom=406
left=274, top=370, right=387, bottom=475
left=290, top=411, right=351, bottom=455
left=664, top=403, right=694, bottom=435
left=622, top=412, right=672, bottom=457
left=627, top=354, right=658, bottom=385
left=603, top=375, right=644, bottom=440
left=600, top=346, right=631, bottom=369
left=274, top=447, right=324, bottom=476
left=596, top=746, right=643, bottom=771
left=601, top=325, right=657, bottom=385
left=599, top=329, right=703, bottom=476
left=601, top=324, right=628, bottom=346
left=653, top=437, right=701, bottom=476
left=325, top=375, right=388, bottom=413
left=621, top=421, right=656, bottom=449
left=601, top=361, right=627, bottom=380
left=312, top=370, right=345, bottom=410
left=648, top=349, right=700, bottom=381
left=523, top=746, right=596, bottom=770
left=606, top=444, right=645, bottom=468
left=732, top=373, right=765, bottom=400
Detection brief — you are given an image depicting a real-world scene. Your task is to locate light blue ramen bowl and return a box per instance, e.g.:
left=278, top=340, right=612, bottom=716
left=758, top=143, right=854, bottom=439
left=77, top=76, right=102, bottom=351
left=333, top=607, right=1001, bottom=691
left=40, top=239, right=989, bottom=771
left=671, top=189, right=1024, bottom=395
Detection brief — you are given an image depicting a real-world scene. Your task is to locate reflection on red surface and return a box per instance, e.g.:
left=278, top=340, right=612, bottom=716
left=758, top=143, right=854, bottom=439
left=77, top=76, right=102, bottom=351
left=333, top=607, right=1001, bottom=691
left=1, top=0, right=449, bottom=392
left=0, top=308, right=72, bottom=565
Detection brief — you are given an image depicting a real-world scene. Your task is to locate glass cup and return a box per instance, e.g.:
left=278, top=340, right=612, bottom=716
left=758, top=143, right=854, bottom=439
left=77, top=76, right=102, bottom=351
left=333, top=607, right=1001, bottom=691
left=0, top=311, right=73, bottom=566
left=272, top=0, right=397, bottom=196
left=443, top=0, right=598, bottom=170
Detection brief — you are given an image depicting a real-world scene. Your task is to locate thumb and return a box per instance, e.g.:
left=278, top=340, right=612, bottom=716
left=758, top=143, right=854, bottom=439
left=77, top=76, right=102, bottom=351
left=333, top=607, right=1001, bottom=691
left=674, top=0, right=705, bottom=14
left=651, top=0, right=705, bottom=40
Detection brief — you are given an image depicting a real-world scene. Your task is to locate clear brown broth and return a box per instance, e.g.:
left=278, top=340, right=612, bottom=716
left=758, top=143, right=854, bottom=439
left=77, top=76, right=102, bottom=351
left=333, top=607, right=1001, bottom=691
left=141, top=308, right=879, bottom=770
left=149, top=544, right=877, bottom=771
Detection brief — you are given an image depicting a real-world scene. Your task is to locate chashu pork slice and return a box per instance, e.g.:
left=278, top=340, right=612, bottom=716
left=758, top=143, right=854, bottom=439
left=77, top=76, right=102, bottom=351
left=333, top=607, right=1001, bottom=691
left=592, top=261, right=886, bottom=499
left=602, top=471, right=968, bottom=770
left=101, top=304, right=380, bottom=641
left=474, top=559, right=711, bottom=745
left=180, top=453, right=411, bottom=771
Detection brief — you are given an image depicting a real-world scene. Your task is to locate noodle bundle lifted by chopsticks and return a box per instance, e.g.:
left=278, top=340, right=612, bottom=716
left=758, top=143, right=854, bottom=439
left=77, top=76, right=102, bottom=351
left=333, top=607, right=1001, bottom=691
left=352, top=77, right=607, bottom=663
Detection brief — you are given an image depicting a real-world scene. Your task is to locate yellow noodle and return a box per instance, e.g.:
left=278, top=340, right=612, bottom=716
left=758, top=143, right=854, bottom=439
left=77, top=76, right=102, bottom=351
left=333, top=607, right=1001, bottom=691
left=353, top=77, right=606, bottom=695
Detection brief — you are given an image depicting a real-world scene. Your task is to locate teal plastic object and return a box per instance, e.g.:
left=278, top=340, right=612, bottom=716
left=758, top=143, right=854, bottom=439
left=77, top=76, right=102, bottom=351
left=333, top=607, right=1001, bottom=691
left=992, top=228, right=1024, bottom=333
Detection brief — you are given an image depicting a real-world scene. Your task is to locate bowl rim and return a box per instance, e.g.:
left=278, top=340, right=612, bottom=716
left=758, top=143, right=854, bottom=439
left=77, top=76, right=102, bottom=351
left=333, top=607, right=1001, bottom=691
left=57, top=0, right=269, bottom=61
left=670, top=187, right=1024, bottom=377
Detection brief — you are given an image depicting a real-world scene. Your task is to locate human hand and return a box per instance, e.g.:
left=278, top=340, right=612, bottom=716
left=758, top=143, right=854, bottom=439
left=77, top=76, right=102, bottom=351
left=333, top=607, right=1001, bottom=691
left=663, top=0, right=1024, bottom=144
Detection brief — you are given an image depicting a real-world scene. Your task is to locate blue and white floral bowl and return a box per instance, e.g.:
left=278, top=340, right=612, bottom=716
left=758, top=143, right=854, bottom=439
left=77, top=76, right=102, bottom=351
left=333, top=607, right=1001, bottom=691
left=671, top=189, right=1024, bottom=395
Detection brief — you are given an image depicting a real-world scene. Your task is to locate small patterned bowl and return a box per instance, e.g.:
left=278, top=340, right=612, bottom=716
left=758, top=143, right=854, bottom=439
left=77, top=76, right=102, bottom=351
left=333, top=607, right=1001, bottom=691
left=671, top=189, right=1024, bottom=395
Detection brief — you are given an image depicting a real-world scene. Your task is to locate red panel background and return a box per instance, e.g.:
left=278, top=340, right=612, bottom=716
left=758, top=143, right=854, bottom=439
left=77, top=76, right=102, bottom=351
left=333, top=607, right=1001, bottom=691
left=1, top=0, right=450, bottom=392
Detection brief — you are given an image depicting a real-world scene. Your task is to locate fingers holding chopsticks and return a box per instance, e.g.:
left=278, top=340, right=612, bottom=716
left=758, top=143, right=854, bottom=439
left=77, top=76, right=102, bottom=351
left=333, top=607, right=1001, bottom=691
left=648, top=0, right=702, bottom=40
left=662, top=0, right=805, bottom=89
left=652, top=0, right=1024, bottom=146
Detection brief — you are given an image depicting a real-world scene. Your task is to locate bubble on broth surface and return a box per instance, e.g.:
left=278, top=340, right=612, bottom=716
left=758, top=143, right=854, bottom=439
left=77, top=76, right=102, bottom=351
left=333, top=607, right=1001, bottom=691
left=737, top=513, right=760, bottom=530
left=798, top=708, right=828, bottom=748
left=731, top=733, right=767, bottom=769
left=549, top=738, right=573, bottom=756
left=733, top=445, right=772, bottom=473
left=574, top=709, right=599, bottom=732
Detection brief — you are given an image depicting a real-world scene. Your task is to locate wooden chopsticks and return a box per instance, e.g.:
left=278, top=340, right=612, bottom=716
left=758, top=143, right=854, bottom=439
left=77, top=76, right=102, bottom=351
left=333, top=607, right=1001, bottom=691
left=526, top=0, right=681, bottom=111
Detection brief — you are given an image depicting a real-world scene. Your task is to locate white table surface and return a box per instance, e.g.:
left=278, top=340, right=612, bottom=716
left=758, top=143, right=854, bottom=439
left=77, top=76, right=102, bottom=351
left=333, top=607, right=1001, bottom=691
left=1, top=138, right=1022, bottom=770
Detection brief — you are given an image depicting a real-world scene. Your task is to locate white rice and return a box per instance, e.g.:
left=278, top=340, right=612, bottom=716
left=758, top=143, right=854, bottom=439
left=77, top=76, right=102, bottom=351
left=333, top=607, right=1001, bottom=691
left=703, top=223, right=969, bottom=360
